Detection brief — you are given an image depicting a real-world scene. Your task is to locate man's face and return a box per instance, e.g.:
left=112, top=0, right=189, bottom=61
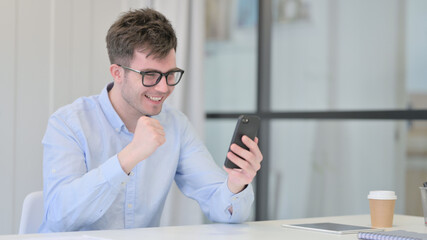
left=120, top=49, right=176, bottom=117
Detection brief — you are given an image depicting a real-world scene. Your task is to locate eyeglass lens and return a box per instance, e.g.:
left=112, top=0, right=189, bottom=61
left=143, top=71, right=182, bottom=86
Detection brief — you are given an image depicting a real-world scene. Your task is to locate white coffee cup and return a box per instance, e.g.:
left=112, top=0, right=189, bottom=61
left=367, top=191, right=397, bottom=228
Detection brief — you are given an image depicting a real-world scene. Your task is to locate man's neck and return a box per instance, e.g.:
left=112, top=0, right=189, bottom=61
left=108, top=86, right=139, bottom=133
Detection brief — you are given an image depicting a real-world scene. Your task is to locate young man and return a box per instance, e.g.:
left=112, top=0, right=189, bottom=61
left=40, top=8, right=263, bottom=232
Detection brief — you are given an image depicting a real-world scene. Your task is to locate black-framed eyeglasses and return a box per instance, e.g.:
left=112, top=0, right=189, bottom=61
left=117, top=64, right=184, bottom=87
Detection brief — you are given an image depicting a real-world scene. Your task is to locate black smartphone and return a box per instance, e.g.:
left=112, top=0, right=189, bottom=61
left=224, top=115, right=261, bottom=169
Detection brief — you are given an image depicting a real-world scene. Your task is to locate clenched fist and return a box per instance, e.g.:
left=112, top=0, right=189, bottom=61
left=118, top=116, right=165, bottom=174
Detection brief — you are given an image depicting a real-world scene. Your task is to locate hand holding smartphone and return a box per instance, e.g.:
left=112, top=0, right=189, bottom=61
left=224, top=115, right=261, bottom=169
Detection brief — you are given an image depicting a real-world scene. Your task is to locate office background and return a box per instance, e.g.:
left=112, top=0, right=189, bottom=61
left=1, top=0, right=427, bottom=235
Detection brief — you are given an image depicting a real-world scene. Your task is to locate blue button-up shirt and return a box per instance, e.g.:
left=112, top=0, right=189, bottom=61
left=39, top=83, right=254, bottom=232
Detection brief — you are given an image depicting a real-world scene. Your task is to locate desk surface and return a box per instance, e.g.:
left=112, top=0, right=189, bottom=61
left=2, top=215, right=426, bottom=240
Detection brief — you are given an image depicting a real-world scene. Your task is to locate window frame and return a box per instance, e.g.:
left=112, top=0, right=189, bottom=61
left=205, top=0, right=427, bottom=221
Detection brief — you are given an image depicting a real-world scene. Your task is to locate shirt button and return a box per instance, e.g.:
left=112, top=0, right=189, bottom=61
left=115, top=128, right=120, bottom=132
left=121, top=182, right=126, bottom=186
left=129, top=172, right=135, bottom=176
left=232, top=196, right=238, bottom=201
left=128, top=204, right=133, bottom=209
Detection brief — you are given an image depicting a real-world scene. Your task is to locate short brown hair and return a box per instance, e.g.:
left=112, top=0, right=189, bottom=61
left=106, top=8, right=177, bottom=65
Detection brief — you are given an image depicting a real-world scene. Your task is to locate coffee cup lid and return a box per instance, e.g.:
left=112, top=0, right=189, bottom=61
left=367, top=191, right=397, bottom=200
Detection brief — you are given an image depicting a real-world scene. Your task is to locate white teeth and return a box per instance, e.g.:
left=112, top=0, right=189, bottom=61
left=146, top=95, right=162, bottom=101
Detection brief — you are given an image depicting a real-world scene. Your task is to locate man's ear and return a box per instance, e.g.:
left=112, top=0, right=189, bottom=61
left=109, top=64, right=123, bottom=83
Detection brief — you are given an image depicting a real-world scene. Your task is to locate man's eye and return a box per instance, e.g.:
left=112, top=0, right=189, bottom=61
left=145, top=73, right=158, bottom=80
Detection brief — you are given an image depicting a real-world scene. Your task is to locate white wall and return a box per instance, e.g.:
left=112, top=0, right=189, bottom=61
left=0, top=0, right=18, bottom=235
left=0, top=0, right=166, bottom=234
left=1, top=0, right=52, bottom=234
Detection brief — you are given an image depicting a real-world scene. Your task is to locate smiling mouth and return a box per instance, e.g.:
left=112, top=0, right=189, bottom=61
left=145, top=94, right=163, bottom=102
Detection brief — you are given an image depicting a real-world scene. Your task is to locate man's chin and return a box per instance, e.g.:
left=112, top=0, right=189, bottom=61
left=143, top=106, right=162, bottom=117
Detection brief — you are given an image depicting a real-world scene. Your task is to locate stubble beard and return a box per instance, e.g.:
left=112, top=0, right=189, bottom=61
left=121, top=76, right=163, bottom=117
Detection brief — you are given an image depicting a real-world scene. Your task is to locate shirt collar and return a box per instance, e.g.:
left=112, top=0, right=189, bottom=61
left=99, top=82, right=126, bottom=132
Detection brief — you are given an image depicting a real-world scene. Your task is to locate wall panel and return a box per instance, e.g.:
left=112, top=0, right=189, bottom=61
left=13, top=0, right=51, bottom=233
left=70, top=0, right=95, bottom=103
left=0, top=0, right=17, bottom=234
left=52, top=0, right=73, bottom=111
left=92, top=0, right=123, bottom=92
